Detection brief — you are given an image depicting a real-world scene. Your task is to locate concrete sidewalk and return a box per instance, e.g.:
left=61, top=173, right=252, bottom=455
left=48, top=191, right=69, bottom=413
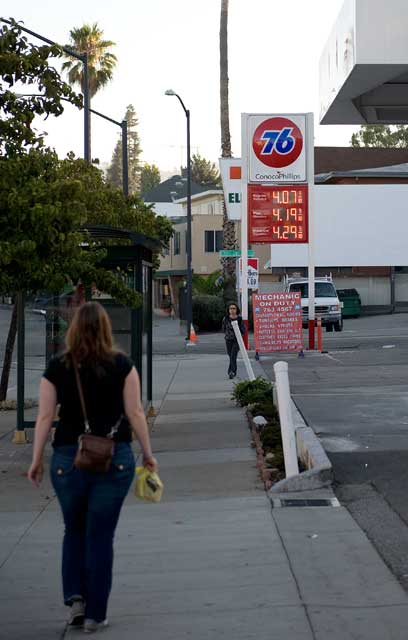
left=1, top=353, right=408, bottom=638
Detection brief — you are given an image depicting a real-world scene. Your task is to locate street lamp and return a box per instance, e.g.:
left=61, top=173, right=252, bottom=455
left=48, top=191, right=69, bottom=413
left=14, top=94, right=129, bottom=197
left=165, top=89, right=192, bottom=341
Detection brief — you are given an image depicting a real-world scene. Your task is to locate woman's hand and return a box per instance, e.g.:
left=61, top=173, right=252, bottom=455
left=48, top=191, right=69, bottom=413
left=27, top=460, right=44, bottom=487
left=143, top=456, right=158, bottom=473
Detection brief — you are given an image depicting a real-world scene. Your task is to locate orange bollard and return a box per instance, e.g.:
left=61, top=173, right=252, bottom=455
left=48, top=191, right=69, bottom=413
left=316, top=317, right=322, bottom=352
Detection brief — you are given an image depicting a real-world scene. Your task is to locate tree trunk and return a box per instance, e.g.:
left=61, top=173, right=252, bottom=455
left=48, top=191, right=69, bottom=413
left=220, top=0, right=231, bottom=158
left=220, top=0, right=236, bottom=292
left=0, top=301, right=18, bottom=402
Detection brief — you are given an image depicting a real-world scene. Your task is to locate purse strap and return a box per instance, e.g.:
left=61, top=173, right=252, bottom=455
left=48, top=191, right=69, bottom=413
left=73, top=358, right=122, bottom=439
left=73, top=360, right=92, bottom=434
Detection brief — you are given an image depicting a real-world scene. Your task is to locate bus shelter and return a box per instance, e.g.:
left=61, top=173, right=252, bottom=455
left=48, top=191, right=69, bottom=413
left=14, top=225, right=160, bottom=441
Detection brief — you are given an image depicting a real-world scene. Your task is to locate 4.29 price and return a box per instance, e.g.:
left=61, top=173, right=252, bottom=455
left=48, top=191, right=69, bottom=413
left=272, top=225, right=303, bottom=240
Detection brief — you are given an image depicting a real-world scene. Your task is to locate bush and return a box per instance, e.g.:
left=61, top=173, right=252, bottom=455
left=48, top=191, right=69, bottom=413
left=260, top=423, right=282, bottom=450
left=251, top=400, right=279, bottom=423
left=232, top=377, right=274, bottom=407
left=192, top=294, right=225, bottom=332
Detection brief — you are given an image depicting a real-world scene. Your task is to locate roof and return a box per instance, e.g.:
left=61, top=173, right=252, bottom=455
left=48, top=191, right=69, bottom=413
left=83, top=225, right=162, bottom=252
left=141, top=175, right=214, bottom=203
left=315, top=162, right=408, bottom=183
left=315, top=147, right=408, bottom=174
left=175, top=189, right=223, bottom=204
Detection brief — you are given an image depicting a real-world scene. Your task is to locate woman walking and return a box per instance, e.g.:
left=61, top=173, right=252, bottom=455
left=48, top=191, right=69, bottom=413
left=28, top=302, right=157, bottom=632
left=222, top=302, right=246, bottom=379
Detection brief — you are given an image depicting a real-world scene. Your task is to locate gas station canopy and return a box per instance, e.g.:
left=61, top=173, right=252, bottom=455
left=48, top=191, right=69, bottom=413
left=320, top=0, right=408, bottom=125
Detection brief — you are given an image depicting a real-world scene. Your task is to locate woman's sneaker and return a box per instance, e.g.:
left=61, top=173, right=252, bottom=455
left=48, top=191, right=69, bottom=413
left=68, top=600, right=85, bottom=627
left=83, top=619, right=109, bottom=633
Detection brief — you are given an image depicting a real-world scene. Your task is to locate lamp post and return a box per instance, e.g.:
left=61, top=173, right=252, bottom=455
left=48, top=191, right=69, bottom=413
left=15, top=94, right=129, bottom=197
left=165, top=89, right=192, bottom=340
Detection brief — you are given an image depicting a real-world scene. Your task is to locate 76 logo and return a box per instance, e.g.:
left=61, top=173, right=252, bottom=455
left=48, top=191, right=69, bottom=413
left=260, top=128, right=295, bottom=155
left=252, top=116, right=304, bottom=169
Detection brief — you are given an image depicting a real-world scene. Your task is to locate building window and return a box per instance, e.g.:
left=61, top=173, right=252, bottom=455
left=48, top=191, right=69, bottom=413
left=174, top=232, right=181, bottom=255
left=204, top=230, right=223, bottom=253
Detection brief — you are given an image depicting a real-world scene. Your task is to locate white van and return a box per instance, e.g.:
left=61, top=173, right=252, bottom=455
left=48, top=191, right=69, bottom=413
left=285, top=276, right=343, bottom=332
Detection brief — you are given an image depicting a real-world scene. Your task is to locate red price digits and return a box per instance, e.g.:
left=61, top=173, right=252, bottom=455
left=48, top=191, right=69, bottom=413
left=272, top=190, right=299, bottom=204
left=272, top=207, right=301, bottom=222
left=272, top=225, right=300, bottom=239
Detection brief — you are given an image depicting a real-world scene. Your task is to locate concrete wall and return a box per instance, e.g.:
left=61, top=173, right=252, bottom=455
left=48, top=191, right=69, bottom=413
left=395, top=273, right=408, bottom=303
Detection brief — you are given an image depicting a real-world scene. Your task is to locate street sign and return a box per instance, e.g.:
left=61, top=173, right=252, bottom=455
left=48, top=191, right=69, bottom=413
left=252, top=292, right=303, bottom=352
left=219, top=249, right=254, bottom=257
left=248, top=184, right=308, bottom=244
left=247, top=114, right=307, bottom=183
left=239, top=258, right=259, bottom=290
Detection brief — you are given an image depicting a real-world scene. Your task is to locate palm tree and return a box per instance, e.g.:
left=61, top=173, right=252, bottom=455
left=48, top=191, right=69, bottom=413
left=62, top=23, right=117, bottom=157
left=220, top=0, right=236, bottom=298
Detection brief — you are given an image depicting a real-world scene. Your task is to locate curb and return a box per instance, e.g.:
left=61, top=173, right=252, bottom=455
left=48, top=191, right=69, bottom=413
left=246, top=409, right=284, bottom=491
left=269, top=400, right=333, bottom=493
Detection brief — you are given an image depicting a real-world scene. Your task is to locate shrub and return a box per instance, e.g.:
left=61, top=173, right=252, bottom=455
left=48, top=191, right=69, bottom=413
left=232, top=377, right=274, bottom=407
left=260, top=423, right=282, bottom=450
left=192, top=294, right=225, bottom=332
left=251, top=400, right=279, bottom=423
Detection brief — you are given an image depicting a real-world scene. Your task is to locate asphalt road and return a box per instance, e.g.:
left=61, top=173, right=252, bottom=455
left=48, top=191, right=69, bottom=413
left=259, top=313, right=408, bottom=592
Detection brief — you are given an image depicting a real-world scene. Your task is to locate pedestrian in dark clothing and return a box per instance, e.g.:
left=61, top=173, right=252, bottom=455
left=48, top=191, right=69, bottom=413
left=222, top=303, right=246, bottom=379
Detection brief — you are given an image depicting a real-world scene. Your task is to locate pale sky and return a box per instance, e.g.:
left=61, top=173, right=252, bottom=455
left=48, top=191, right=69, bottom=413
left=3, top=0, right=356, bottom=173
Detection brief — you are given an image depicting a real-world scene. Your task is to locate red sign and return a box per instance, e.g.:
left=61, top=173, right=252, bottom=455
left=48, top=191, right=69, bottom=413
left=252, top=117, right=303, bottom=168
left=248, top=184, right=308, bottom=244
left=252, top=292, right=303, bottom=353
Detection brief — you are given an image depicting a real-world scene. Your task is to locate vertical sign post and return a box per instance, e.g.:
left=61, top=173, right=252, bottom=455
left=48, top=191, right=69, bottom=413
left=241, top=115, right=249, bottom=348
left=306, top=113, right=315, bottom=349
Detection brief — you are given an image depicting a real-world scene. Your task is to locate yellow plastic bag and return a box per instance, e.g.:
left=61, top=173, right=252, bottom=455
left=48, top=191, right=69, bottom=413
left=134, top=466, right=164, bottom=503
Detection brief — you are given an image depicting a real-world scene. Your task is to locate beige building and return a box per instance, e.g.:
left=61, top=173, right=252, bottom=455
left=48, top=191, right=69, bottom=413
left=154, top=190, right=226, bottom=314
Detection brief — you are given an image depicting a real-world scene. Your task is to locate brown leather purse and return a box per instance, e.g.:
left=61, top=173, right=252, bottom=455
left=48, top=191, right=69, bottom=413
left=73, top=361, right=121, bottom=473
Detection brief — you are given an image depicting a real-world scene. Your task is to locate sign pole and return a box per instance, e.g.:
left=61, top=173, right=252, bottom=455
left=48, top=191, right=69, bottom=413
left=241, top=114, right=249, bottom=349
left=306, top=113, right=315, bottom=349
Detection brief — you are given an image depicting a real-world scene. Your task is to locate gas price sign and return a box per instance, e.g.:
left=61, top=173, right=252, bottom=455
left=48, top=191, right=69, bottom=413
left=248, top=184, right=308, bottom=244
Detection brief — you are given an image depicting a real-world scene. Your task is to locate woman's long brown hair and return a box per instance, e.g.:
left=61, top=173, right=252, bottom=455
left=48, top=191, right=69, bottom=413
left=65, top=302, right=115, bottom=367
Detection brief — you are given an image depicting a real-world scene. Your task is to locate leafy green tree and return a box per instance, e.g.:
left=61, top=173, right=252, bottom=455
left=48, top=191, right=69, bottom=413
left=106, top=104, right=142, bottom=193
left=351, top=125, right=408, bottom=148
left=192, top=271, right=225, bottom=296
left=0, top=19, right=82, bottom=156
left=0, top=21, right=172, bottom=400
left=140, top=163, right=161, bottom=195
left=189, top=152, right=220, bottom=186
left=62, top=23, right=117, bottom=157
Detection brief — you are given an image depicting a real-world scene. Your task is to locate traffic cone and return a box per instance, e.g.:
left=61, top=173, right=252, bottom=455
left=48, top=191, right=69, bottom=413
left=188, top=323, right=198, bottom=343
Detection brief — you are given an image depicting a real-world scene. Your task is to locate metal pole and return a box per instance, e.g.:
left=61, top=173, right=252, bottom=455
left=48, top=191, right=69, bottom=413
left=240, top=114, right=249, bottom=348
left=83, top=53, right=91, bottom=162
left=307, top=113, right=315, bottom=349
left=390, top=266, right=396, bottom=313
left=14, top=292, right=27, bottom=442
left=186, top=109, right=193, bottom=340
left=121, top=120, right=129, bottom=196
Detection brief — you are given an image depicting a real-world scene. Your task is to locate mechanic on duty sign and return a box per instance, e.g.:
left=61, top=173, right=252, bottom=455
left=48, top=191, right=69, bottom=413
left=248, top=114, right=306, bottom=183
left=252, top=292, right=303, bottom=352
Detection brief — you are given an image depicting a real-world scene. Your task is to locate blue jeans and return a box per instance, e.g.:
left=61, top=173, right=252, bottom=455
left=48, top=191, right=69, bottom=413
left=50, top=443, right=135, bottom=622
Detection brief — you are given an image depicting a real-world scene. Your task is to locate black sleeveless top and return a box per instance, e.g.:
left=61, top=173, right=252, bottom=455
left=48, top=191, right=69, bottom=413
left=43, top=352, right=133, bottom=447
